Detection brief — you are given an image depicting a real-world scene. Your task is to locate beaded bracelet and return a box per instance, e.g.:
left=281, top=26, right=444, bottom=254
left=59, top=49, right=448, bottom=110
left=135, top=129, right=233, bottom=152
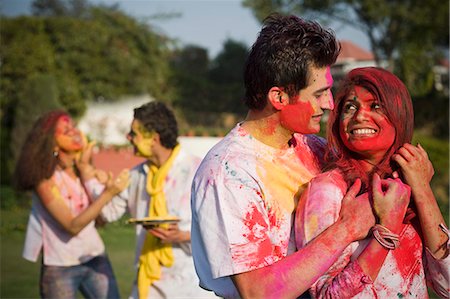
left=372, top=224, right=400, bottom=250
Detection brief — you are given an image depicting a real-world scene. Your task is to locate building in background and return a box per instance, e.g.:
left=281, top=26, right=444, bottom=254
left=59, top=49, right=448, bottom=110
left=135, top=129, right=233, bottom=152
left=331, top=40, right=379, bottom=86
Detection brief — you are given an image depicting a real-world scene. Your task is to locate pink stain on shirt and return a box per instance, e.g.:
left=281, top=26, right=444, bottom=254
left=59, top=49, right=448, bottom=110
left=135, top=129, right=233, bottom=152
left=231, top=203, right=284, bottom=270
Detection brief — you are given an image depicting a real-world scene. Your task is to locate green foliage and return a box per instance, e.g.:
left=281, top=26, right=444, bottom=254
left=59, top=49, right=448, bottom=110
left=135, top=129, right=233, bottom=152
left=32, top=0, right=91, bottom=17
left=0, top=186, right=23, bottom=210
left=10, top=74, right=63, bottom=167
left=0, top=4, right=173, bottom=184
left=170, top=39, right=248, bottom=130
left=412, top=133, right=449, bottom=223
left=208, top=39, right=248, bottom=114
left=413, top=90, right=449, bottom=139
left=169, top=45, right=211, bottom=110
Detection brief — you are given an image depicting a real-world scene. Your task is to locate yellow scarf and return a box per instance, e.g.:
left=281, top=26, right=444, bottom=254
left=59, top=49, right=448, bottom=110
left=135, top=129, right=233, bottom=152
left=137, top=144, right=180, bottom=299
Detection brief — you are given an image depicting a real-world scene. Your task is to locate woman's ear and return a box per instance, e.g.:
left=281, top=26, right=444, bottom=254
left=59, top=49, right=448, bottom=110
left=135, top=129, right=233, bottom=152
left=268, top=87, right=287, bottom=110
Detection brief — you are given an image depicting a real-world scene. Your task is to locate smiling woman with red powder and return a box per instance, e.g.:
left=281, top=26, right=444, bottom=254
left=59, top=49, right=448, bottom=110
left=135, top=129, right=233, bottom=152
left=295, top=67, right=449, bottom=298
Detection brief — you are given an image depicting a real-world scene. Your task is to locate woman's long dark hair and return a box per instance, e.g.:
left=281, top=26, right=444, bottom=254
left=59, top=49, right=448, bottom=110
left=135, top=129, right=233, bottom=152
left=14, top=110, right=69, bottom=191
left=325, top=67, right=414, bottom=193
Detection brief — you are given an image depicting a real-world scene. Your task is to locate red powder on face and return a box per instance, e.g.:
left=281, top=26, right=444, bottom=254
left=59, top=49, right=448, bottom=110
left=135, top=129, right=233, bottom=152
left=280, top=100, right=315, bottom=133
left=42, top=113, right=68, bottom=132
left=326, top=68, right=333, bottom=86
left=54, top=115, right=71, bottom=134
left=339, top=86, right=396, bottom=162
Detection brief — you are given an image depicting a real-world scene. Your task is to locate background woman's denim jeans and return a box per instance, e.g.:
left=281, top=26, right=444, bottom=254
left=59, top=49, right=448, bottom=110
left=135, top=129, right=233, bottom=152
left=40, top=255, right=120, bottom=299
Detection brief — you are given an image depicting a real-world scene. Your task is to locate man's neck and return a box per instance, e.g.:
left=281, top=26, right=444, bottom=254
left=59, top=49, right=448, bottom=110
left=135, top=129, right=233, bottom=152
left=148, top=147, right=173, bottom=168
left=242, top=110, right=294, bottom=149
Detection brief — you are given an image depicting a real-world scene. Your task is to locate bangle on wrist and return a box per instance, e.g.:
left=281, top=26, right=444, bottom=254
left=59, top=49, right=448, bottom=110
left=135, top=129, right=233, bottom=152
left=372, top=224, right=400, bottom=250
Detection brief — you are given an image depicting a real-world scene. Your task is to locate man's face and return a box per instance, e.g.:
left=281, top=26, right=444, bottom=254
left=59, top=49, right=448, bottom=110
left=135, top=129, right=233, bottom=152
left=127, top=119, right=154, bottom=158
left=279, top=66, right=334, bottom=134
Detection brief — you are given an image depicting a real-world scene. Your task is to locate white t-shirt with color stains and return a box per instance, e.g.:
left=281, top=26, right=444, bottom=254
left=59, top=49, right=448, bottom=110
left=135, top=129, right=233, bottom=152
left=191, top=123, right=326, bottom=298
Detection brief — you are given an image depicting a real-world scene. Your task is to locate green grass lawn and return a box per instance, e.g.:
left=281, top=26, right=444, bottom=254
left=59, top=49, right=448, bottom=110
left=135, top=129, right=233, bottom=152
left=0, top=208, right=136, bottom=299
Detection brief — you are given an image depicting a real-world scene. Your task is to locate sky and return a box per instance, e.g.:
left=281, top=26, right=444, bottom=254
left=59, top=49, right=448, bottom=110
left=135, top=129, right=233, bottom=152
left=0, top=0, right=371, bottom=58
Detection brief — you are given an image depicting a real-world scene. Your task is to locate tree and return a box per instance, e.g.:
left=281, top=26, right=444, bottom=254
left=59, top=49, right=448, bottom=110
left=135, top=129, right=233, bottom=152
left=208, top=39, right=248, bottom=114
left=242, top=0, right=449, bottom=96
left=170, top=45, right=211, bottom=111
left=32, top=0, right=91, bottom=17
left=1, top=3, right=174, bottom=183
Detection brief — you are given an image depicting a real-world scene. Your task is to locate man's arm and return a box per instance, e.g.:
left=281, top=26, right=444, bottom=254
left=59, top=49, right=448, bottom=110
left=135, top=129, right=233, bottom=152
left=231, top=179, right=374, bottom=298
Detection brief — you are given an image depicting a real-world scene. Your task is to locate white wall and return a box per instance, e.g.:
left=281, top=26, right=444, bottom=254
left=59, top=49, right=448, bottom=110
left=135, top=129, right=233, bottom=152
left=179, top=136, right=221, bottom=159
left=78, top=95, right=152, bottom=145
left=78, top=95, right=223, bottom=158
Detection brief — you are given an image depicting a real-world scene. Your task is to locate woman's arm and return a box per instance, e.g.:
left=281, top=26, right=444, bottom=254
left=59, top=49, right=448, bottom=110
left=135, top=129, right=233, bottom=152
left=393, top=143, right=448, bottom=259
left=36, top=169, right=129, bottom=235
left=297, top=174, right=411, bottom=298
left=393, top=143, right=449, bottom=298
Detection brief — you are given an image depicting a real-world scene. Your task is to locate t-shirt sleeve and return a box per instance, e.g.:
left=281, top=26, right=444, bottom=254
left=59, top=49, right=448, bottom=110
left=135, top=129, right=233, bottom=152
left=295, top=173, right=343, bottom=249
left=193, top=159, right=279, bottom=278
left=423, top=246, right=450, bottom=298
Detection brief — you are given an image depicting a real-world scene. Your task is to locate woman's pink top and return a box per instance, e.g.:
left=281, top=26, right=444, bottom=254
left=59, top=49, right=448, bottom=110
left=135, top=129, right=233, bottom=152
left=295, top=169, right=449, bottom=298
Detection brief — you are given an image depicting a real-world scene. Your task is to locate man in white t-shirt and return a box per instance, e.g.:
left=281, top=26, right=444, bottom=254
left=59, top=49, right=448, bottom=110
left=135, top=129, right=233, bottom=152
left=190, top=14, right=410, bottom=298
left=100, top=102, right=215, bottom=299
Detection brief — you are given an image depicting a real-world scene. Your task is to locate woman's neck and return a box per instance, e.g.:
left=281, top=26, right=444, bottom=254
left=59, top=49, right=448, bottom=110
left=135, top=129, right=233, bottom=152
left=57, top=152, right=77, bottom=174
left=359, top=159, right=377, bottom=172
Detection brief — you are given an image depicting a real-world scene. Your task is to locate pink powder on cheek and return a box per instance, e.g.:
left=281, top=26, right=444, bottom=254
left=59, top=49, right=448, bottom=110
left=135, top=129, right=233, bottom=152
left=280, top=101, right=314, bottom=133
left=326, top=67, right=333, bottom=86
left=54, top=116, right=72, bottom=136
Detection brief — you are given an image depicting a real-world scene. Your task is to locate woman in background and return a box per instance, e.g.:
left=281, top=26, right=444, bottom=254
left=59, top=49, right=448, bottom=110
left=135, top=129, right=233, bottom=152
left=15, top=110, right=129, bottom=299
left=295, top=67, right=449, bottom=298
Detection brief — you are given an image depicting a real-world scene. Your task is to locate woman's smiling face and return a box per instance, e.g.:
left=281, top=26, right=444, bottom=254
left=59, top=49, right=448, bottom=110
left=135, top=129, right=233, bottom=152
left=339, top=86, right=396, bottom=164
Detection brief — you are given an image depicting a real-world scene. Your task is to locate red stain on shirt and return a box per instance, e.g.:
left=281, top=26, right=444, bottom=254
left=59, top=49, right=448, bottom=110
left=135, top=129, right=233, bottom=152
left=232, top=203, right=284, bottom=269
left=392, top=225, right=423, bottom=278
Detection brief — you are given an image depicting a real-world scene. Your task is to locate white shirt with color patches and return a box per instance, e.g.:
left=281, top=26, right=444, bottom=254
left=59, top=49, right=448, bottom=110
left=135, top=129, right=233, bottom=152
left=22, top=169, right=105, bottom=266
left=191, top=123, right=326, bottom=298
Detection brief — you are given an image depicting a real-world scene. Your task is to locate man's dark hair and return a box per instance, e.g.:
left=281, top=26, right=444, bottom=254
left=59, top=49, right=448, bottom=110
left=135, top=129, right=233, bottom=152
left=134, top=101, right=178, bottom=149
left=243, top=13, right=340, bottom=110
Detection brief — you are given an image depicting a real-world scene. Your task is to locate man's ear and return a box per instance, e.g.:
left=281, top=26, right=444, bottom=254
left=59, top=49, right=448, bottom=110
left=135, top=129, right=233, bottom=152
left=268, top=87, right=287, bottom=110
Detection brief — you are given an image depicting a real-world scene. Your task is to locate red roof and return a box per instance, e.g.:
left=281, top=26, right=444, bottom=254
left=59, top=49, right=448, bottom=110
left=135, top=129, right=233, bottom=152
left=337, top=40, right=374, bottom=62
left=440, top=58, right=449, bottom=68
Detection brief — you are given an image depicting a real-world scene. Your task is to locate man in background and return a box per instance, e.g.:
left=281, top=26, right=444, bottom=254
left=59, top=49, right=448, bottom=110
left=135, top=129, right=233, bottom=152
left=101, top=101, right=214, bottom=298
